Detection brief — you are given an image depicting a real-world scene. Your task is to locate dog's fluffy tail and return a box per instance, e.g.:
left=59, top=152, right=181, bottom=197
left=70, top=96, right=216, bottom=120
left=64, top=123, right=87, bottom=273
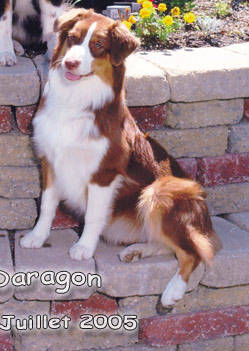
left=138, top=176, right=222, bottom=266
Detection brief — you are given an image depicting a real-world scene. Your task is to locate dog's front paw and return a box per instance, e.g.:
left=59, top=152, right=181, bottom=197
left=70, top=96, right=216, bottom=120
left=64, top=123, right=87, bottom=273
left=161, top=272, right=187, bottom=307
left=0, top=51, right=17, bottom=66
left=69, top=243, right=93, bottom=261
left=20, top=231, right=46, bottom=249
left=119, top=247, right=142, bottom=263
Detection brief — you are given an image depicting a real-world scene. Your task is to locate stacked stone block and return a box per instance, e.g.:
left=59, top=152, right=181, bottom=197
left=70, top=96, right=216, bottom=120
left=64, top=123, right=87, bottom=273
left=0, top=44, right=249, bottom=350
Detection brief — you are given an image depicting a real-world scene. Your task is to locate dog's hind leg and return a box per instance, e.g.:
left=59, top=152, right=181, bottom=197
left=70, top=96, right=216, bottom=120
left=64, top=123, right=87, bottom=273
left=138, top=176, right=222, bottom=307
left=0, top=0, right=16, bottom=66
left=161, top=247, right=200, bottom=306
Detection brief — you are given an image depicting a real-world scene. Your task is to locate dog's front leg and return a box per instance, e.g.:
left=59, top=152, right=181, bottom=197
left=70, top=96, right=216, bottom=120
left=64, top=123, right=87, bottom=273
left=0, top=0, right=16, bottom=66
left=69, top=179, right=119, bottom=261
left=20, top=158, right=59, bottom=249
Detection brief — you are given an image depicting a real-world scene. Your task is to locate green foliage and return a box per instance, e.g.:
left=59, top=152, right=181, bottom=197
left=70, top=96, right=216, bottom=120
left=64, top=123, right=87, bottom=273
left=214, top=0, right=232, bottom=17
left=159, top=0, right=195, bottom=12
left=134, top=11, right=177, bottom=47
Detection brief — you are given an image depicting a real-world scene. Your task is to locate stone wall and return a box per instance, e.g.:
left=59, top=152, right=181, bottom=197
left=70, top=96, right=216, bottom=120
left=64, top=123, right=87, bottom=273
left=0, top=44, right=249, bottom=351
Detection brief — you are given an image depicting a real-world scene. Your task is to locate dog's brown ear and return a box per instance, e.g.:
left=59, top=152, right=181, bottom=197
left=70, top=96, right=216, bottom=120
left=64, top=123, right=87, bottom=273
left=109, top=21, right=140, bottom=66
left=54, top=8, right=88, bottom=33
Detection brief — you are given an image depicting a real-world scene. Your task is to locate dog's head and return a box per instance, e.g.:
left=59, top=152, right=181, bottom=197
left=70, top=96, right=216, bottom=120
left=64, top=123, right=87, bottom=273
left=52, top=8, right=140, bottom=83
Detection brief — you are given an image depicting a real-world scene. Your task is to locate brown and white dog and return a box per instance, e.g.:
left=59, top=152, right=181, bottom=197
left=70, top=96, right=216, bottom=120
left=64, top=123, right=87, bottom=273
left=0, top=0, right=68, bottom=66
left=20, top=8, right=222, bottom=306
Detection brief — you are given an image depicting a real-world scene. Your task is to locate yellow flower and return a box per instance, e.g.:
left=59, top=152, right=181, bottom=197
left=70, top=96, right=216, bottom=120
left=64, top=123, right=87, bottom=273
left=123, top=20, right=132, bottom=30
left=171, top=6, right=180, bottom=16
left=158, top=3, right=167, bottom=12
left=128, top=15, right=137, bottom=24
left=163, top=15, right=173, bottom=26
left=142, top=1, right=153, bottom=8
left=140, top=7, right=152, bottom=18
left=137, top=0, right=143, bottom=3
left=184, top=12, right=196, bottom=24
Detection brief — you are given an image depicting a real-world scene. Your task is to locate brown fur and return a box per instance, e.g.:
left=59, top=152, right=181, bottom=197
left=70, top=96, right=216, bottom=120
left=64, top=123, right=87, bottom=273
left=92, top=56, right=113, bottom=86
left=137, top=176, right=222, bottom=282
left=108, top=21, right=140, bottom=66
left=41, top=157, right=54, bottom=190
left=37, top=96, right=46, bottom=112
left=50, top=8, right=222, bottom=287
left=52, top=9, right=89, bottom=68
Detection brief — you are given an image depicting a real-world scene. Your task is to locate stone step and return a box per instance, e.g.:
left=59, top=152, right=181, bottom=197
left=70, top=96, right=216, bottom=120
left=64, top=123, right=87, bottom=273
left=0, top=215, right=247, bottom=302
left=0, top=57, right=40, bottom=106
left=94, top=241, right=203, bottom=298
left=137, top=43, right=249, bottom=102
left=224, top=211, right=249, bottom=232
left=14, top=230, right=96, bottom=300
left=206, top=183, right=249, bottom=216
left=1, top=43, right=249, bottom=107
left=0, top=217, right=248, bottom=351
left=201, top=216, right=249, bottom=287
left=125, top=54, right=170, bottom=107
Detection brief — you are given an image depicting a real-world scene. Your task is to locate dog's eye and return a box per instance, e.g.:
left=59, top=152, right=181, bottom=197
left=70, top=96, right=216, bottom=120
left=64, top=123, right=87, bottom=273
left=68, top=35, right=78, bottom=46
left=94, top=41, right=103, bottom=49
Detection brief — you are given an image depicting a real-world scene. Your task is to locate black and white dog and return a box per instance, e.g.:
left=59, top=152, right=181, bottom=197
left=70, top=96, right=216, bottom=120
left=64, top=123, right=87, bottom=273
left=0, top=0, right=69, bottom=66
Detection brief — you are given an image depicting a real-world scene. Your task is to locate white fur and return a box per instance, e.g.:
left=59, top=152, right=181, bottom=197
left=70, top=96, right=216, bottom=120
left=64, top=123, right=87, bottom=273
left=33, top=68, right=113, bottom=212
left=161, top=270, right=187, bottom=306
left=70, top=177, right=122, bottom=261
left=20, top=187, right=59, bottom=248
left=44, top=67, right=114, bottom=113
left=0, top=0, right=16, bottom=66
left=62, top=22, right=97, bottom=77
left=103, top=216, right=147, bottom=245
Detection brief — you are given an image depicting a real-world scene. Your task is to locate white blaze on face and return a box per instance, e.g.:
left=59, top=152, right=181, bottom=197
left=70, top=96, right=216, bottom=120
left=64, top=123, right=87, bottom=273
left=62, top=22, right=97, bottom=79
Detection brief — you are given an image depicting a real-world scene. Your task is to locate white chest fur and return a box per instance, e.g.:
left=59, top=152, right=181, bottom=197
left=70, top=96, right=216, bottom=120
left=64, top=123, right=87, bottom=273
left=33, top=69, right=112, bottom=212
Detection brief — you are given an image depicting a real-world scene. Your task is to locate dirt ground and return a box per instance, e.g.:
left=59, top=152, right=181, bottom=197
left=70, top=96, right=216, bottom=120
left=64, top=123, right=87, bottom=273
left=24, top=0, right=249, bottom=57
left=142, top=0, right=249, bottom=50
